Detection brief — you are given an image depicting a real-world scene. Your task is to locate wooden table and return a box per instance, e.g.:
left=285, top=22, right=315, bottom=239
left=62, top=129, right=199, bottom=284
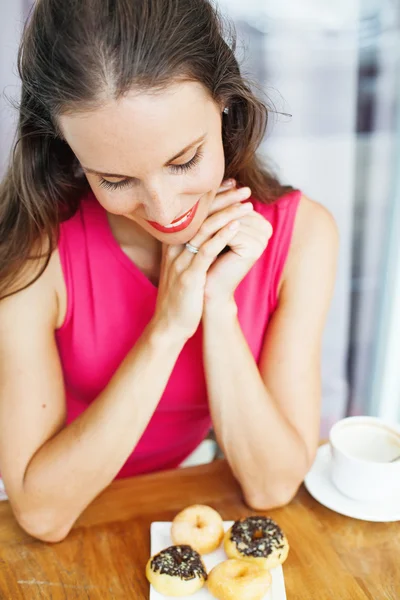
left=0, top=459, right=398, bottom=599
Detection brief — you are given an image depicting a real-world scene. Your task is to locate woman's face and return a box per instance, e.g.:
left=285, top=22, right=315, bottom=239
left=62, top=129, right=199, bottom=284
left=59, top=81, right=226, bottom=245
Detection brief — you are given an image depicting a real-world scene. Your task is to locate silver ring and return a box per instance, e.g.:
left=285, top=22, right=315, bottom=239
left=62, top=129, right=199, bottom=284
left=185, top=242, right=200, bottom=255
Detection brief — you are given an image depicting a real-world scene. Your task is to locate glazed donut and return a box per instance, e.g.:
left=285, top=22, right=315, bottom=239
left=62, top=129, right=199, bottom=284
left=207, top=559, right=272, bottom=600
left=224, top=516, right=289, bottom=569
left=171, top=504, right=224, bottom=554
left=146, top=544, right=207, bottom=596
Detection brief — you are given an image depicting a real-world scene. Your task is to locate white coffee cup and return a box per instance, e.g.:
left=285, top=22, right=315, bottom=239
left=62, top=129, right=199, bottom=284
left=329, top=416, right=400, bottom=502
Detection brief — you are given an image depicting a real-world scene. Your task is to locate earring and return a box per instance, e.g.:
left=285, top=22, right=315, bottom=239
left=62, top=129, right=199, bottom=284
left=223, top=107, right=229, bottom=114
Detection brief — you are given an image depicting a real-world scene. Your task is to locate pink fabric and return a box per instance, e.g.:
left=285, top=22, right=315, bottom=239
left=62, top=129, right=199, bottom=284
left=56, top=189, right=301, bottom=478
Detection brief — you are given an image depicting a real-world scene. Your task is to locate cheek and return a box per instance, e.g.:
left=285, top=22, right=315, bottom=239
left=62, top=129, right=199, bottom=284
left=205, top=137, right=226, bottom=187
left=184, top=149, right=225, bottom=194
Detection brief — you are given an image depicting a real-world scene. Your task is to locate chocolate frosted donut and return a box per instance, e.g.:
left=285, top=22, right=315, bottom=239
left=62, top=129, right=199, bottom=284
left=150, top=545, right=207, bottom=580
left=224, top=516, right=289, bottom=570
left=146, top=545, right=207, bottom=595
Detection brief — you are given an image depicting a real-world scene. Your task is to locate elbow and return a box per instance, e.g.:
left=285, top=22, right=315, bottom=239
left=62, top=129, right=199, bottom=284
left=15, top=508, right=72, bottom=543
left=244, top=481, right=301, bottom=511
left=243, top=442, right=314, bottom=511
left=243, top=468, right=306, bottom=511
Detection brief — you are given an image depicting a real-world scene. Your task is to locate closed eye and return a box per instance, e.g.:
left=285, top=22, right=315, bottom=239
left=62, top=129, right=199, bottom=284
left=169, top=148, right=203, bottom=174
left=98, top=178, right=134, bottom=191
left=98, top=149, right=204, bottom=191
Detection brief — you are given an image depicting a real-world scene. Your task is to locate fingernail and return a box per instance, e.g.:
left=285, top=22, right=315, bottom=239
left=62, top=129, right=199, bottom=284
left=240, top=201, right=253, bottom=211
left=222, top=178, right=235, bottom=187
left=229, top=220, right=239, bottom=230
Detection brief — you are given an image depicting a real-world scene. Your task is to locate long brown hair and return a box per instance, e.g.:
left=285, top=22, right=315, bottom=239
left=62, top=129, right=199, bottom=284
left=0, top=0, right=292, bottom=298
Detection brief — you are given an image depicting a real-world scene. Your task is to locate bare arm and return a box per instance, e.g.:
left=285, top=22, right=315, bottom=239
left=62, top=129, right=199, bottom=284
left=202, top=196, right=339, bottom=509
left=0, top=251, right=186, bottom=542
left=0, top=200, right=242, bottom=543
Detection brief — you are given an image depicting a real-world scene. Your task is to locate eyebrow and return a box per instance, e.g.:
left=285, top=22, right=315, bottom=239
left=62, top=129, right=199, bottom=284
left=81, top=134, right=206, bottom=179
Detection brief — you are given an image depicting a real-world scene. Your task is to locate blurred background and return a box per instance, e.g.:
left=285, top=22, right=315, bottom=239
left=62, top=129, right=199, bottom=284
left=1, top=0, right=399, bottom=444
left=216, top=0, right=400, bottom=434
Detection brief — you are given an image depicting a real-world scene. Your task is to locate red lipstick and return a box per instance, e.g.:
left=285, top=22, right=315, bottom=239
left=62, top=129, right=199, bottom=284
left=147, top=200, right=199, bottom=233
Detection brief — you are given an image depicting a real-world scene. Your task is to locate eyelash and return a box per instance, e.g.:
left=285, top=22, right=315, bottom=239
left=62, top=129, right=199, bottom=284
left=98, top=149, right=203, bottom=191
left=99, top=178, right=133, bottom=191
left=170, top=149, right=203, bottom=174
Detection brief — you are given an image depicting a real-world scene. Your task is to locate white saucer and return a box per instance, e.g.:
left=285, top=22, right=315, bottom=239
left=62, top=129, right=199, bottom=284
left=304, top=444, right=400, bottom=522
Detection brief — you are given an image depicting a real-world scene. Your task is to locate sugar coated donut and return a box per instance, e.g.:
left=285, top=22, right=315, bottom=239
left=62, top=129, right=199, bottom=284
left=207, top=558, right=272, bottom=600
left=171, top=504, right=224, bottom=554
left=224, top=516, right=289, bottom=569
left=146, top=544, right=207, bottom=596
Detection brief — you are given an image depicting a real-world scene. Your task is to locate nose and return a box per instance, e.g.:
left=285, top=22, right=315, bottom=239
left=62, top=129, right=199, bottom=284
left=143, top=187, right=180, bottom=226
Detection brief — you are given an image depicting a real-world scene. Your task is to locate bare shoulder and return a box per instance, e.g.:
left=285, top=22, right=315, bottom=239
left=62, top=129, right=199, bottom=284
left=286, top=194, right=338, bottom=268
left=280, top=194, right=339, bottom=293
left=292, top=193, right=338, bottom=253
left=0, top=242, right=65, bottom=330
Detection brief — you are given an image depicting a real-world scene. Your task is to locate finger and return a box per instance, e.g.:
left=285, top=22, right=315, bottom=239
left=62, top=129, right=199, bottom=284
left=218, top=228, right=262, bottom=259
left=171, top=207, right=252, bottom=272
left=162, top=242, right=183, bottom=259
left=236, top=213, right=273, bottom=241
left=174, top=201, right=253, bottom=272
left=161, top=242, right=185, bottom=272
left=189, top=201, right=253, bottom=249
left=229, top=225, right=270, bottom=254
left=226, top=225, right=271, bottom=259
left=190, top=220, right=242, bottom=272
left=233, top=222, right=264, bottom=243
left=209, top=186, right=252, bottom=216
left=217, top=178, right=236, bottom=193
left=214, top=185, right=251, bottom=204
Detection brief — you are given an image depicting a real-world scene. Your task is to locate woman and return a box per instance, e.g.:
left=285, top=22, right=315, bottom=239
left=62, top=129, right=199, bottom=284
left=0, top=0, right=338, bottom=542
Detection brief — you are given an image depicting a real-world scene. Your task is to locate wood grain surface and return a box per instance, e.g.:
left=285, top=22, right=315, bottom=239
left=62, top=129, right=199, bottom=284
left=0, top=459, right=398, bottom=599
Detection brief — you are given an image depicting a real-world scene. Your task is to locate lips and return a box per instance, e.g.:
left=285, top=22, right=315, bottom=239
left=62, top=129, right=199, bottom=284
left=147, top=201, right=200, bottom=233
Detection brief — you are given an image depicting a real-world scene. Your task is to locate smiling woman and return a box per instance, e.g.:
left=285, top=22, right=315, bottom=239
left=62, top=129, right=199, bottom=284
left=59, top=82, right=226, bottom=243
left=0, top=0, right=337, bottom=543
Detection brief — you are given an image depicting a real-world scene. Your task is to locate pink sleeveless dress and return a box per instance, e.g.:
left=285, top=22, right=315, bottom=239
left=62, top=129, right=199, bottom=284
left=56, top=189, right=301, bottom=478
